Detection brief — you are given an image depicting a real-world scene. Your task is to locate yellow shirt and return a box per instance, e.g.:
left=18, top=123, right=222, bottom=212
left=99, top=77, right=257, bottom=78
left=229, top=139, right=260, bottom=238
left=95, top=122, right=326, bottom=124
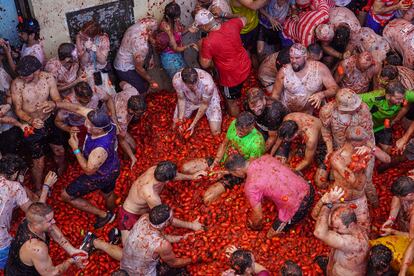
left=230, top=0, right=259, bottom=34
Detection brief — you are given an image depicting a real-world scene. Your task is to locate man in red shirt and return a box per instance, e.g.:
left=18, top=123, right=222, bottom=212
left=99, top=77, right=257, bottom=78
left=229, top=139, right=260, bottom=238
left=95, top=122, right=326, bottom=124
left=196, top=9, right=252, bottom=116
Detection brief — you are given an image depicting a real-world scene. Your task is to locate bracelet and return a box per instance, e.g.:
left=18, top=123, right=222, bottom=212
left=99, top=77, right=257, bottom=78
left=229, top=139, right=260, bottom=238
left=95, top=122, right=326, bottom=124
left=73, top=149, right=81, bottom=155
left=323, top=202, right=333, bottom=209
left=43, top=184, right=50, bottom=190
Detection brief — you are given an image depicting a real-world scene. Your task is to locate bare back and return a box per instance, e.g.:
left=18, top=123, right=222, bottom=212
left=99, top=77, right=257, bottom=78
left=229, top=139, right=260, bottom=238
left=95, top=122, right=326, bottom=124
left=285, top=112, right=322, bottom=143
left=332, top=144, right=366, bottom=200
left=123, top=166, right=165, bottom=215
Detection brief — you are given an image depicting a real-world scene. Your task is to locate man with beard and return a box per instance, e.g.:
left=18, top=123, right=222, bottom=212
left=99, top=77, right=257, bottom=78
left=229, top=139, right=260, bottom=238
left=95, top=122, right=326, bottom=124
left=244, top=88, right=287, bottom=152
left=45, top=43, right=82, bottom=96
left=271, top=43, right=338, bottom=114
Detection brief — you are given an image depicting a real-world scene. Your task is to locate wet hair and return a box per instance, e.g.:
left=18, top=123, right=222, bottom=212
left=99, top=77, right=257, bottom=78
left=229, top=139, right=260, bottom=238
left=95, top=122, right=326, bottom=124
left=164, top=2, right=181, bottom=20
left=87, top=110, right=112, bottom=131
left=111, top=269, right=129, bottom=276
left=276, top=46, right=291, bottom=70
left=149, top=204, right=171, bottom=225
left=280, top=260, right=303, bottom=276
left=380, top=65, right=398, bottom=80
left=153, top=31, right=170, bottom=52
left=181, top=67, right=198, bottom=85
left=127, top=95, right=146, bottom=113
left=16, top=55, right=42, bottom=77
left=391, top=176, right=414, bottom=197
left=332, top=207, right=357, bottom=227
left=74, top=81, right=93, bottom=98
left=81, top=20, right=103, bottom=37
left=224, top=154, right=246, bottom=171
left=229, top=249, right=253, bottom=274
left=154, top=161, right=177, bottom=182
left=263, top=101, right=287, bottom=129
left=58, top=43, right=76, bottom=61
left=386, top=52, right=402, bottom=66
left=235, top=112, right=256, bottom=129
left=0, top=154, right=26, bottom=179
left=385, top=81, right=405, bottom=96
left=333, top=25, right=350, bottom=45
left=27, top=202, right=53, bottom=223
left=367, top=244, right=393, bottom=275
left=308, top=43, right=322, bottom=57
left=20, top=18, right=40, bottom=40
left=278, top=120, right=299, bottom=140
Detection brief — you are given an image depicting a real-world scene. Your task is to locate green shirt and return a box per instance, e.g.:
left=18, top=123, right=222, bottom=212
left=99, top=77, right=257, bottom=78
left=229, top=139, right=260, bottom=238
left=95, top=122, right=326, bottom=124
left=359, top=89, right=414, bottom=132
left=223, top=119, right=265, bottom=162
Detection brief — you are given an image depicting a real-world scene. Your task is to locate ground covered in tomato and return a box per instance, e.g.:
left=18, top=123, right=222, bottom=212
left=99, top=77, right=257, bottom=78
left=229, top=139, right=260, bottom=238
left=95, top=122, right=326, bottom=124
left=4, top=75, right=414, bottom=276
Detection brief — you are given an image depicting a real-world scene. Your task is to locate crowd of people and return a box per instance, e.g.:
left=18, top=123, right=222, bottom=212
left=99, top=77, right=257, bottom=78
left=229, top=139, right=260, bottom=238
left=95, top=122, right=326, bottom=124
left=3, top=0, right=414, bottom=275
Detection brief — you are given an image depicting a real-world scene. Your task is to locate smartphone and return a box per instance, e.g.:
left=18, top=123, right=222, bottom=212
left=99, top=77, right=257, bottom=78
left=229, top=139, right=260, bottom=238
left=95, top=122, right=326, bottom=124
left=93, top=72, right=103, bottom=86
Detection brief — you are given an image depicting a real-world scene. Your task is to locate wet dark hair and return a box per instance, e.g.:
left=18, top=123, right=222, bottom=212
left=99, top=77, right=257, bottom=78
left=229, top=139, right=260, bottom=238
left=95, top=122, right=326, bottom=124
left=235, top=112, right=256, bottom=129
left=111, top=269, right=129, bottom=276
left=154, top=161, right=177, bottom=182
left=127, top=95, right=146, bottom=113
left=74, top=81, right=93, bottom=98
left=280, top=260, right=303, bottom=276
left=333, top=25, right=350, bottom=45
left=58, top=43, right=76, bottom=61
left=385, top=81, right=405, bottom=96
left=181, top=67, right=198, bottom=85
left=367, top=244, right=393, bottom=275
left=308, top=43, right=322, bottom=57
left=16, top=55, right=42, bottom=77
left=278, top=120, right=299, bottom=140
left=149, top=204, right=171, bottom=225
left=276, top=46, right=291, bottom=70
left=386, top=52, right=402, bottom=66
left=380, top=65, right=398, bottom=80
left=224, top=154, right=246, bottom=171
left=0, top=154, right=26, bottom=179
left=391, top=176, right=414, bottom=197
left=263, top=101, right=287, bottom=129
left=153, top=30, right=170, bottom=52
left=164, top=2, right=181, bottom=20
left=28, top=202, right=53, bottom=218
left=20, top=18, right=40, bottom=40
left=229, top=249, right=253, bottom=274
left=81, top=20, right=103, bottom=38
left=332, top=207, right=357, bottom=227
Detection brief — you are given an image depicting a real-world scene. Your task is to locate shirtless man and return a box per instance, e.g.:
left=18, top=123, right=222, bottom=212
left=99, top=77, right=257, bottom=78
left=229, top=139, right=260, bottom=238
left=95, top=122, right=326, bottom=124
left=313, top=188, right=369, bottom=276
left=81, top=204, right=194, bottom=276
left=45, top=43, right=81, bottom=96
left=383, top=13, right=414, bottom=70
left=5, top=203, right=87, bottom=275
left=312, top=127, right=390, bottom=231
left=270, top=112, right=328, bottom=188
left=271, top=43, right=338, bottom=114
left=118, top=161, right=205, bottom=244
left=335, top=51, right=380, bottom=94
left=257, top=47, right=290, bottom=94
left=11, top=56, right=64, bottom=191
left=320, top=88, right=378, bottom=206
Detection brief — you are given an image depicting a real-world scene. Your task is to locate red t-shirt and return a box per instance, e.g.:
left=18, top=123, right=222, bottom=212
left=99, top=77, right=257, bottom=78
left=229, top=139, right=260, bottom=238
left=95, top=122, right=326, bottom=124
left=201, top=18, right=251, bottom=87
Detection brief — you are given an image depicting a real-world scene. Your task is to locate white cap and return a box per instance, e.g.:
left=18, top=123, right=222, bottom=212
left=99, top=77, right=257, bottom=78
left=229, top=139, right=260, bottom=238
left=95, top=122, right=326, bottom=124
left=194, top=9, right=215, bottom=27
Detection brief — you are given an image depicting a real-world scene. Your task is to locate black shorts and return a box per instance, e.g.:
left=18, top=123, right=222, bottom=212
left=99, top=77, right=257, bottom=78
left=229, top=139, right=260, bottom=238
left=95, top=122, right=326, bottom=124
left=405, top=103, right=414, bottom=120
left=241, top=25, right=259, bottom=52
left=23, top=115, right=65, bottom=159
left=257, top=25, right=279, bottom=45
left=65, top=170, right=120, bottom=198
left=272, top=181, right=314, bottom=231
left=315, top=141, right=328, bottom=169
left=0, top=126, right=23, bottom=155
left=220, top=174, right=244, bottom=189
left=222, top=82, right=244, bottom=100
left=274, top=141, right=291, bottom=159
left=115, top=69, right=149, bottom=93
left=345, top=0, right=368, bottom=13
left=375, top=128, right=393, bottom=146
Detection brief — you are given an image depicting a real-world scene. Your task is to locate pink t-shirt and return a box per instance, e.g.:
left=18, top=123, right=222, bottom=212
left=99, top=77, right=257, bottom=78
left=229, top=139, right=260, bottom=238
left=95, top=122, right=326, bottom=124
left=244, top=155, right=309, bottom=222
left=45, top=57, right=79, bottom=85
left=0, top=176, right=29, bottom=249
left=201, top=18, right=251, bottom=87
left=21, top=43, right=46, bottom=66
left=114, top=83, right=139, bottom=136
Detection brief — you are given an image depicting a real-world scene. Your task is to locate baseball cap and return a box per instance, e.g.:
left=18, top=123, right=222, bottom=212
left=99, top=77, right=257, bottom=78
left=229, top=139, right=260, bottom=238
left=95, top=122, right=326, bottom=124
left=336, top=88, right=362, bottom=112
left=20, top=18, right=40, bottom=33
left=87, top=110, right=111, bottom=129
left=194, top=9, right=214, bottom=27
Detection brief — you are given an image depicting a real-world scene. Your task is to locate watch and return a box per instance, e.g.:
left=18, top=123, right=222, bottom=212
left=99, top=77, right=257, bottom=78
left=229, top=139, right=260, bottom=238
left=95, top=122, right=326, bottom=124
left=323, top=202, right=333, bottom=209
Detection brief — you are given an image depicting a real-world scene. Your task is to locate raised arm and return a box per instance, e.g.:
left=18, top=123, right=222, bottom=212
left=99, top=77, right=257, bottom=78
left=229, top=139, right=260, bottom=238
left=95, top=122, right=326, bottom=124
left=157, top=241, right=192, bottom=267
left=271, top=69, right=285, bottom=101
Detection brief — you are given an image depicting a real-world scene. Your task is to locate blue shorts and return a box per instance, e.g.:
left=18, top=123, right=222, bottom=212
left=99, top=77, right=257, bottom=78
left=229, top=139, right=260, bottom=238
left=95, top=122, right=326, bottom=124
left=364, top=13, right=384, bottom=35
left=0, top=245, right=10, bottom=269
left=65, top=170, right=120, bottom=198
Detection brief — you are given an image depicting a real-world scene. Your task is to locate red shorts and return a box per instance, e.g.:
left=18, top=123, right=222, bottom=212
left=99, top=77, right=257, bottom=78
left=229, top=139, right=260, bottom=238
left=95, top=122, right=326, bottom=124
left=117, top=206, right=140, bottom=231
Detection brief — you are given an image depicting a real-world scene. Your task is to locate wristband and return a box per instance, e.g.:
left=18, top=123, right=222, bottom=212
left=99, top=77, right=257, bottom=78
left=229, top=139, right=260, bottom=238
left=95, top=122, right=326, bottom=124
left=73, top=149, right=81, bottom=155
left=43, top=184, right=50, bottom=190
left=323, top=202, right=333, bottom=209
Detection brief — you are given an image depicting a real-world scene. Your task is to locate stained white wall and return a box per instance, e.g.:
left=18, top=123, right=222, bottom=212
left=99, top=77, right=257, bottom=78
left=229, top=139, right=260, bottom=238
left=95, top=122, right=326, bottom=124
left=31, top=0, right=196, bottom=58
